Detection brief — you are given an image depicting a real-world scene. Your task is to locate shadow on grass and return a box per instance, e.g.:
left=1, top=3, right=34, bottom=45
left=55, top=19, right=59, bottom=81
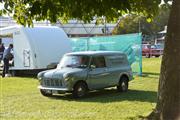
left=141, top=72, right=160, bottom=78
left=49, top=89, right=157, bottom=103
left=0, top=72, right=37, bottom=79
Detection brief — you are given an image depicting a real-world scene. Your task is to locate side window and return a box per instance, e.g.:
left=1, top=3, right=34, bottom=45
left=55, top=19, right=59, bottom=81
left=91, top=56, right=106, bottom=68
left=107, top=55, right=124, bottom=67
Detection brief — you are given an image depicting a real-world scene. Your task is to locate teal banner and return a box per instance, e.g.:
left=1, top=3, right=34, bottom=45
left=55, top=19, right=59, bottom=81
left=70, top=33, right=142, bottom=75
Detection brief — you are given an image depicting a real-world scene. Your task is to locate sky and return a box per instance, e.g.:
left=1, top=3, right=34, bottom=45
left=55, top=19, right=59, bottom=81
left=0, top=3, right=4, bottom=10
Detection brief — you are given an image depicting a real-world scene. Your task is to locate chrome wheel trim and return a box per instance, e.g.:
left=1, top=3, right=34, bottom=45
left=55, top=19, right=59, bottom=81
left=77, top=86, right=85, bottom=97
left=121, top=81, right=127, bottom=91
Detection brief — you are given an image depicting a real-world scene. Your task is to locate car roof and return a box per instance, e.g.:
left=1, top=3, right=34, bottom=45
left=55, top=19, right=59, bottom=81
left=66, top=51, right=125, bottom=56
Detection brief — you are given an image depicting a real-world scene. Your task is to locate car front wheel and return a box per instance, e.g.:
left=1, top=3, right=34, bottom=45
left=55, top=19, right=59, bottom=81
left=40, top=89, right=52, bottom=97
left=73, top=82, right=88, bottom=98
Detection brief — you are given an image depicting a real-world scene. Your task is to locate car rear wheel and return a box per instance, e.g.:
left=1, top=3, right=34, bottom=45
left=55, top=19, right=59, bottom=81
left=73, top=82, right=88, bottom=98
left=40, top=89, right=52, bottom=97
left=117, top=76, right=129, bottom=92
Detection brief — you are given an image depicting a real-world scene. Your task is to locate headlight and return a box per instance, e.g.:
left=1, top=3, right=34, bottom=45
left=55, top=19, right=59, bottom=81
left=38, top=77, right=42, bottom=80
left=37, top=75, right=42, bottom=83
left=37, top=72, right=45, bottom=81
left=37, top=74, right=42, bottom=80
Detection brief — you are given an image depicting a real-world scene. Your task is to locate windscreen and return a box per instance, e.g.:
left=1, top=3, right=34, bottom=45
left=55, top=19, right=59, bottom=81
left=58, top=55, right=90, bottom=69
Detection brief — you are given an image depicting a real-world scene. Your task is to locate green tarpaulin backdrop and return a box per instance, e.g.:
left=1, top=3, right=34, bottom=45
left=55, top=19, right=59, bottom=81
left=70, top=33, right=142, bottom=75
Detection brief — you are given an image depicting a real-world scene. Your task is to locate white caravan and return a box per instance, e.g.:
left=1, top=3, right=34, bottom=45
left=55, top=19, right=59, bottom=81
left=0, top=26, right=71, bottom=75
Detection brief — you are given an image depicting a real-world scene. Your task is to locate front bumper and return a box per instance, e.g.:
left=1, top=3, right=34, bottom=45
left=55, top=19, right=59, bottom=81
left=38, top=85, right=70, bottom=91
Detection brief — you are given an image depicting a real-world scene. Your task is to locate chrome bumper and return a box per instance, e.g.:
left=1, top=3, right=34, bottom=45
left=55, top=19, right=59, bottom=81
left=38, top=86, right=69, bottom=91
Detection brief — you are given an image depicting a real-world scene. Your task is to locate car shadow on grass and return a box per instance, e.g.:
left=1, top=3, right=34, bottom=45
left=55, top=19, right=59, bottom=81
left=49, top=89, right=157, bottom=103
left=141, top=72, right=160, bottom=78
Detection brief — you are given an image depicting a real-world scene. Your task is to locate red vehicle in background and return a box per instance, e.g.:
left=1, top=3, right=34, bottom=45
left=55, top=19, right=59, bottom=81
left=142, top=44, right=164, bottom=58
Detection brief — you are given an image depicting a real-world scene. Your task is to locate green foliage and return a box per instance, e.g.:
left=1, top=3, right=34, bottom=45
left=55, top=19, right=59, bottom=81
left=1, top=58, right=161, bottom=120
left=112, top=4, right=171, bottom=35
left=1, top=0, right=161, bottom=26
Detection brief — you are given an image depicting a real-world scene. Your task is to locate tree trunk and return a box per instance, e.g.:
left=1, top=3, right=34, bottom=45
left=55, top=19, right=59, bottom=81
left=148, top=0, right=180, bottom=120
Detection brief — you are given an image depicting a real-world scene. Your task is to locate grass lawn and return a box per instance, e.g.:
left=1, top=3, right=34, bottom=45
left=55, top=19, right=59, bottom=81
left=0, top=58, right=161, bottom=120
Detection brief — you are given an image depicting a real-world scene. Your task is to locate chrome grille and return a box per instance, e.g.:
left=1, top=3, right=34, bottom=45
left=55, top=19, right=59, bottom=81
left=41, top=78, right=63, bottom=87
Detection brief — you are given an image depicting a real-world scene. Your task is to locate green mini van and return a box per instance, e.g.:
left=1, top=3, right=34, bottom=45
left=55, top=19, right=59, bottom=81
left=38, top=51, right=133, bottom=98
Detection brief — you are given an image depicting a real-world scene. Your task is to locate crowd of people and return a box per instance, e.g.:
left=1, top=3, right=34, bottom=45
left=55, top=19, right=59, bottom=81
left=0, top=43, right=14, bottom=77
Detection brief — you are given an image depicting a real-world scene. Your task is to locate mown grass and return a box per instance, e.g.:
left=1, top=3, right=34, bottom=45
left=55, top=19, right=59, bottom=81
left=0, top=58, right=161, bottom=120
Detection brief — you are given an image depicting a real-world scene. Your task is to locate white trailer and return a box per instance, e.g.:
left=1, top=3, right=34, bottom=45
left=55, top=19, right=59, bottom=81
left=0, top=26, right=71, bottom=75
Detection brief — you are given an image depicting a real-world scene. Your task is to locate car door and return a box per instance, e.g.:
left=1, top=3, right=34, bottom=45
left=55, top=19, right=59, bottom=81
left=88, top=56, right=110, bottom=90
left=106, top=55, right=123, bottom=86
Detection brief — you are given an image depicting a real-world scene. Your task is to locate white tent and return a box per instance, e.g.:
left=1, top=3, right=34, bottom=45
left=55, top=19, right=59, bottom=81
left=0, top=26, right=71, bottom=73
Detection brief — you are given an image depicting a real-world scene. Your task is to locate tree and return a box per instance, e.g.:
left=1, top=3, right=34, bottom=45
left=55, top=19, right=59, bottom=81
left=112, top=14, right=156, bottom=35
left=1, top=0, right=180, bottom=120
left=147, top=0, right=180, bottom=119
left=112, top=4, right=171, bottom=36
left=0, top=0, right=161, bottom=26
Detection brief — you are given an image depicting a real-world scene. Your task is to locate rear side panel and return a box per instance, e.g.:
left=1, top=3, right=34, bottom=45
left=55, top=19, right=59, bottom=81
left=105, top=54, right=132, bottom=86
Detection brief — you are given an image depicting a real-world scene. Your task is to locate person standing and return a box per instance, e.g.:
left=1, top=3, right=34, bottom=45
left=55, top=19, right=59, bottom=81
left=2, top=44, right=13, bottom=77
left=0, top=43, right=5, bottom=62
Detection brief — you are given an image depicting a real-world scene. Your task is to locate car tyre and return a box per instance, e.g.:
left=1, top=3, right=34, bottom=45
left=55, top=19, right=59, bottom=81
left=40, top=89, right=52, bottom=97
left=155, top=55, right=160, bottom=57
left=73, top=82, right=88, bottom=98
left=117, top=76, right=129, bottom=92
left=10, top=70, right=16, bottom=77
left=146, top=53, right=150, bottom=58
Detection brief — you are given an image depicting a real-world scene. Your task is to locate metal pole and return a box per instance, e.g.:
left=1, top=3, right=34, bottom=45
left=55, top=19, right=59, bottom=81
left=104, top=17, right=106, bottom=35
left=139, top=20, right=141, bottom=33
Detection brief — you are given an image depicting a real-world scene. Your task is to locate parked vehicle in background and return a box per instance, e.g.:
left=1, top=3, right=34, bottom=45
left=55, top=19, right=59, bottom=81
left=142, top=44, right=163, bottom=58
left=142, top=44, right=151, bottom=58
left=150, top=44, right=164, bottom=57
left=37, top=51, right=133, bottom=98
